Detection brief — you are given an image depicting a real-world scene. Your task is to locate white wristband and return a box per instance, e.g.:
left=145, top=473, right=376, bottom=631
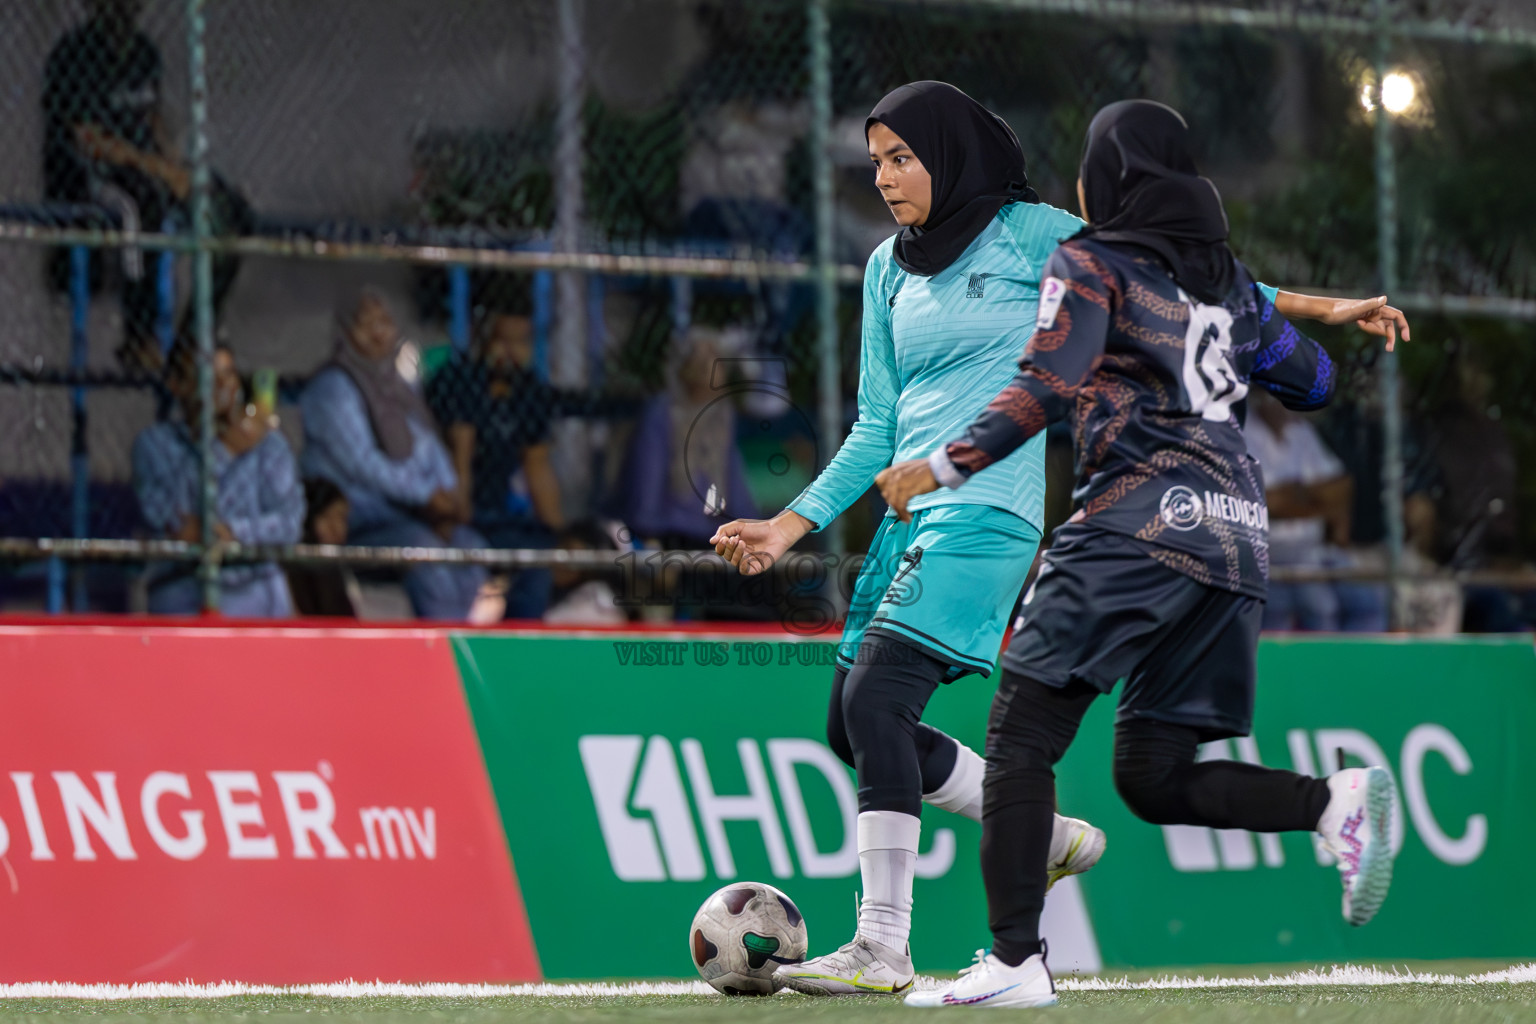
left=928, top=447, right=968, bottom=489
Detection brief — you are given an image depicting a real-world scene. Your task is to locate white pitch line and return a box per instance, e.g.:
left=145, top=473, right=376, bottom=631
left=0, top=966, right=1532, bottom=1001
left=1053, top=963, right=1536, bottom=990
left=0, top=981, right=720, bottom=1000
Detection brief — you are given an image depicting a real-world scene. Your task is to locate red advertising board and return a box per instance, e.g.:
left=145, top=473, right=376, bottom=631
left=0, top=626, right=540, bottom=984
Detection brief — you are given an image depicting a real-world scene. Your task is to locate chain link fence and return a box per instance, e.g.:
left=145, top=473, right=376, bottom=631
left=0, top=0, right=1532, bottom=631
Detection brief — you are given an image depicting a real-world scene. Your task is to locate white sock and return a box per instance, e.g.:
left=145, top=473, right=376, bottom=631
left=924, top=742, right=1072, bottom=857
left=923, top=742, right=986, bottom=820
left=855, top=810, right=919, bottom=951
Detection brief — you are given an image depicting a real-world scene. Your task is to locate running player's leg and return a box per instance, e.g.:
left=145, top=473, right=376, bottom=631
left=827, top=662, right=960, bottom=790
left=1113, top=719, right=1328, bottom=831
left=826, top=515, right=966, bottom=794
left=1113, top=724, right=1397, bottom=929
left=789, top=517, right=940, bottom=996
left=905, top=668, right=1095, bottom=1010
left=825, top=637, right=1098, bottom=919
left=1113, top=586, right=1329, bottom=830
left=793, top=511, right=1105, bottom=997
left=843, top=636, right=947, bottom=951
left=826, top=667, right=855, bottom=767
left=909, top=527, right=1199, bottom=1009
left=863, top=507, right=1098, bottom=849
left=783, top=636, right=942, bottom=996
left=830, top=505, right=1037, bottom=818
left=850, top=506, right=1105, bottom=873
left=1115, top=585, right=1397, bottom=925
left=983, top=670, right=1099, bottom=967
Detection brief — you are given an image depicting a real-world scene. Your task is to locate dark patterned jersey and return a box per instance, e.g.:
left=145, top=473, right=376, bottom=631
left=931, top=238, right=1335, bottom=598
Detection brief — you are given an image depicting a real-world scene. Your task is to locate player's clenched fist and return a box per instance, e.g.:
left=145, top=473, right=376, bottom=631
left=876, top=458, right=941, bottom=522
left=711, top=510, right=816, bottom=576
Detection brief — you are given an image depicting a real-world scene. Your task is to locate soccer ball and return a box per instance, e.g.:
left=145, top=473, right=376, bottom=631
left=689, top=881, right=808, bottom=995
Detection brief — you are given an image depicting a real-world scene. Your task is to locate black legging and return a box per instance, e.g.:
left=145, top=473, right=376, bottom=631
left=826, top=635, right=962, bottom=816
left=981, top=670, right=1332, bottom=965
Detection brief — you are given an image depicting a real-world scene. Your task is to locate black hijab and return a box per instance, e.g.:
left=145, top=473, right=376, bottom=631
left=866, top=81, right=1039, bottom=277
left=1072, top=99, right=1235, bottom=304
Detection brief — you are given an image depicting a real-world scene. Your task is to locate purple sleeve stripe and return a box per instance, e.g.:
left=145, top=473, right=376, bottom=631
left=1254, top=321, right=1298, bottom=373
left=1307, top=343, right=1336, bottom=404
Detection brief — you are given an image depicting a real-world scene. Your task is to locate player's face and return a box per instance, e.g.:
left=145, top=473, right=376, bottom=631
left=1077, top=177, right=1088, bottom=222
left=868, top=122, right=931, bottom=228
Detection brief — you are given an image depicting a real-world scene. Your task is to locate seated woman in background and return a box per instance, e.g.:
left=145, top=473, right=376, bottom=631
left=299, top=286, right=488, bottom=621
left=607, top=329, right=758, bottom=548
left=132, top=338, right=302, bottom=616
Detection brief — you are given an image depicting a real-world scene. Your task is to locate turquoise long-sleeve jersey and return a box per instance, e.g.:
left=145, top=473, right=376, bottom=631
left=787, top=201, right=1279, bottom=534
left=789, top=201, right=1080, bottom=534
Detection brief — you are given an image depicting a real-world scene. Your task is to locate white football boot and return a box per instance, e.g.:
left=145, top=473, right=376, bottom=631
left=905, top=948, right=1057, bottom=1008
left=1047, top=815, right=1106, bottom=891
left=1316, top=767, right=1397, bottom=926
left=776, top=935, right=914, bottom=996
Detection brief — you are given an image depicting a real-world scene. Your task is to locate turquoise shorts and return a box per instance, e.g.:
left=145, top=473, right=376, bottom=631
left=838, top=504, right=1043, bottom=677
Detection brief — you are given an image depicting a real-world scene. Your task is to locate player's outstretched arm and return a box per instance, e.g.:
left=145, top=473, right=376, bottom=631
left=1274, top=291, right=1410, bottom=351
left=776, top=253, right=901, bottom=534
left=711, top=510, right=816, bottom=577
left=880, top=245, right=1114, bottom=523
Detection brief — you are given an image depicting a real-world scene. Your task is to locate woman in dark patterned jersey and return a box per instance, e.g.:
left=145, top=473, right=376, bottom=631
left=882, top=100, right=1407, bottom=1009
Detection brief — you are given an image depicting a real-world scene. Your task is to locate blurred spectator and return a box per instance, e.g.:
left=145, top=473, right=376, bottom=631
left=132, top=339, right=301, bottom=616
left=1396, top=490, right=1465, bottom=634
left=1425, top=345, right=1524, bottom=632
left=544, top=519, right=630, bottom=626
left=43, top=0, right=252, bottom=370
left=1321, top=391, right=1462, bottom=634
left=299, top=287, right=488, bottom=620
left=427, top=312, right=561, bottom=619
left=1245, top=389, right=1386, bottom=631
left=606, top=329, right=758, bottom=548
left=284, top=478, right=361, bottom=618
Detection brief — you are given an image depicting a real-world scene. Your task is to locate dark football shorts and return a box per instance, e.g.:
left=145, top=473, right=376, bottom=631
left=1001, top=523, right=1262, bottom=741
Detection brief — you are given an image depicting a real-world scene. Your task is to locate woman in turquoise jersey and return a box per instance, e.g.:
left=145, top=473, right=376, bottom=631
left=712, top=82, right=1406, bottom=996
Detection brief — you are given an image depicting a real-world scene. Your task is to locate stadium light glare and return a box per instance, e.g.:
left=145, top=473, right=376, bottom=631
left=1382, top=72, right=1417, bottom=115
left=1360, top=69, right=1419, bottom=117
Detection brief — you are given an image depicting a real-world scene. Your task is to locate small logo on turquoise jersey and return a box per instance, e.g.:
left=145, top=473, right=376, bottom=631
left=966, top=272, right=993, bottom=298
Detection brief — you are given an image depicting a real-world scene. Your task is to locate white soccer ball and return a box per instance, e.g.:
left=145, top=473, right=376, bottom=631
left=689, top=881, right=808, bottom=995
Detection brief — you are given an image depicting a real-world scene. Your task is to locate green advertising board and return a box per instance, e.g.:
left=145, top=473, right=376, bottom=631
left=453, top=632, right=1536, bottom=978
left=1058, top=635, right=1536, bottom=967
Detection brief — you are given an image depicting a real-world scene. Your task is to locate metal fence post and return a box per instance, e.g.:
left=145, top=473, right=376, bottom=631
left=1373, top=0, right=1405, bottom=629
left=554, top=0, right=585, bottom=366
left=448, top=265, right=471, bottom=352
left=69, top=245, right=91, bottom=611
left=808, top=0, right=844, bottom=558
left=187, top=0, right=220, bottom=613
left=552, top=0, right=589, bottom=518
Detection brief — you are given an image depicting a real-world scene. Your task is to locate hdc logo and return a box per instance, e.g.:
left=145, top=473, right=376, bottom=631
left=1164, top=723, right=1486, bottom=872
left=580, top=735, right=956, bottom=882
